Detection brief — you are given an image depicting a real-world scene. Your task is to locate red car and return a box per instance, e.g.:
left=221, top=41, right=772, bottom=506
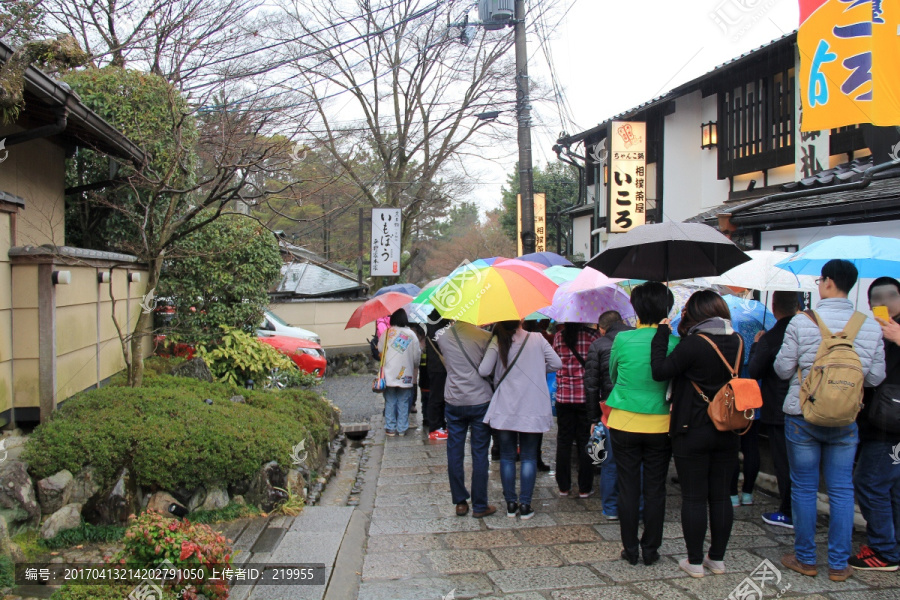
left=258, top=335, right=327, bottom=378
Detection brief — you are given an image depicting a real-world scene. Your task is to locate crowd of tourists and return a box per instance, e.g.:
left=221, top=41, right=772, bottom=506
left=373, top=259, right=900, bottom=581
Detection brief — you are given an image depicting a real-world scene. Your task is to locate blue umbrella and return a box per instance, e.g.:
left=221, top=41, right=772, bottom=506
left=406, top=302, right=435, bottom=323
left=518, top=251, right=574, bottom=267
left=670, top=295, right=773, bottom=365
left=775, top=235, right=900, bottom=278
left=373, top=283, right=421, bottom=297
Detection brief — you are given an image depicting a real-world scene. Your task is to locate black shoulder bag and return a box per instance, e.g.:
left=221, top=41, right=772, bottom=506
left=564, top=336, right=586, bottom=367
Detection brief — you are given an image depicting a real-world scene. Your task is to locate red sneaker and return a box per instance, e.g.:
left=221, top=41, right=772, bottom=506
left=428, top=429, right=448, bottom=440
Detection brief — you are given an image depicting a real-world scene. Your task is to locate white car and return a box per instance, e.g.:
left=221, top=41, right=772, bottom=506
left=257, top=310, right=321, bottom=345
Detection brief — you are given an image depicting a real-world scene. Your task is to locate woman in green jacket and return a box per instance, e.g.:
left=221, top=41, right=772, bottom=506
left=607, top=282, right=678, bottom=566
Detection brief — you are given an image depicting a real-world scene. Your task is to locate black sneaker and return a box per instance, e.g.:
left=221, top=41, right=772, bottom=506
left=537, top=460, right=551, bottom=472
left=519, top=504, right=534, bottom=520
left=643, top=550, right=661, bottom=566
left=621, top=549, right=639, bottom=565
left=506, top=502, right=518, bottom=517
left=849, top=545, right=900, bottom=571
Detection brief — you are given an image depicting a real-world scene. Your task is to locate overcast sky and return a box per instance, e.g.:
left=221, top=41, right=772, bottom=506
left=472, top=0, right=801, bottom=212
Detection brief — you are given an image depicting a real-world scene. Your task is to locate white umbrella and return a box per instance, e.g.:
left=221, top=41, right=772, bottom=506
left=706, top=250, right=817, bottom=292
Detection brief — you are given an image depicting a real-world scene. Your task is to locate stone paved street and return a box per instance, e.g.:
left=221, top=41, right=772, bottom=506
left=321, top=374, right=386, bottom=424
left=320, top=374, right=900, bottom=600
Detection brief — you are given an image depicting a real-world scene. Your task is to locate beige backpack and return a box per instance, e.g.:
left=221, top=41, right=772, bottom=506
left=798, top=310, right=867, bottom=427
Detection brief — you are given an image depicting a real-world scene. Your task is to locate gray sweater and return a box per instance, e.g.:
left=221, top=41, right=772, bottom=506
left=774, top=298, right=886, bottom=416
left=435, top=322, right=493, bottom=406
left=479, top=329, right=562, bottom=432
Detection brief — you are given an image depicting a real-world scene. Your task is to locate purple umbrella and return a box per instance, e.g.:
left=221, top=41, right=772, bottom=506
left=539, top=280, right=635, bottom=324
left=518, top=251, right=574, bottom=268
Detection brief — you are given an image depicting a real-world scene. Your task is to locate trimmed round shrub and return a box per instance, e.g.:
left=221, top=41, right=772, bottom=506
left=24, top=371, right=336, bottom=491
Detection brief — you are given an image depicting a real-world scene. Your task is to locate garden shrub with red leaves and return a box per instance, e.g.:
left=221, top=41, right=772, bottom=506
left=119, top=510, right=233, bottom=600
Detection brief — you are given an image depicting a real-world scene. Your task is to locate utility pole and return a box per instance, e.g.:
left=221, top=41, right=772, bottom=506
left=514, top=0, right=535, bottom=254
left=357, top=208, right=364, bottom=285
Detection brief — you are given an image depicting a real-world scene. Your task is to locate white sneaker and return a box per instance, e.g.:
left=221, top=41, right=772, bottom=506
left=703, top=555, right=725, bottom=574
left=679, top=558, right=705, bottom=578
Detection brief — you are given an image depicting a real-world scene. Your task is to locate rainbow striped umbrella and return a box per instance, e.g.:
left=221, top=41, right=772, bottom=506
left=425, top=259, right=558, bottom=325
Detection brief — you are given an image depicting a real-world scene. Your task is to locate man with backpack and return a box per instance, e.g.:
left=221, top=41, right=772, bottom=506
left=850, top=276, right=900, bottom=571
left=774, top=259, right=886, bottom=582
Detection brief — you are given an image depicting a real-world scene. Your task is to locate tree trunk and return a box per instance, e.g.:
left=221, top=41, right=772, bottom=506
left=129, top=256, right=162, bottom=387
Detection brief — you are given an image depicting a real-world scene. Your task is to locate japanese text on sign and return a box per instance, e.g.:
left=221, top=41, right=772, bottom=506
left=798, top=0, right=900, bottom=131
left=534, top=193, right=547, bottom=253
left=608, top=121, right=646, bottom=233
left=516, top=193, right=548, bottom=255
left=371, top=208, right=402, bottom=277
left=795, top=46, right=830, bottom=180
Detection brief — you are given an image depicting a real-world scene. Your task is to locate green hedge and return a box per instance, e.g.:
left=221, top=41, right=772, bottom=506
left=49, top=584, right=184, bottom=600
left=24, top=371, right=336, bottom=491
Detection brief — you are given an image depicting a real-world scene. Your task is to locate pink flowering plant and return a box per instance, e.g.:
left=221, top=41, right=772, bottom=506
left=118, top=510, right=233, bottom=600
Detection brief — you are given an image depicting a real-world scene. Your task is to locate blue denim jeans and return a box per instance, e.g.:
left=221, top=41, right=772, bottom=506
left=498, top=430, right=541, bottom=506
left=383, top=387, right=412, bottom=434
left=785, top=414, right=858, bottom=569
left=445, top=402, right=491, bottom=512
left=600, top=430, right=618, bottom=515
left=854, top=440, right=900, bottom=562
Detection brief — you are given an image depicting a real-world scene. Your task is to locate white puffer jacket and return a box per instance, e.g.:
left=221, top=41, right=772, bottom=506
left=774, top=298, right=886, bottom=416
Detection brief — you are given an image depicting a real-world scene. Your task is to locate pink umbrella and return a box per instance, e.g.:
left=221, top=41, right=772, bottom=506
left=539, top=280, right=635, bottom=324
left=568, top=266, right=623, bottom=292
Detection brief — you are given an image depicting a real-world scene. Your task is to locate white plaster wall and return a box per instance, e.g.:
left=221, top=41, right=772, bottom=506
left=700, top=95, right=730, bottom=213
left=663, top=92, right=730, bottom=222
left=663, top=92, right=702, bottom=223
left=571, top=214, right=592, bottom=261
left=767, top=164, right=795, bottom=186
left=645, top=163, right=657, bottom=211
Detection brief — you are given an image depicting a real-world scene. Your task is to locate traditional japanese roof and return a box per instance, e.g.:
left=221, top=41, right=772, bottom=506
left=0, top=41, right=147, bottom=164
left=273, top=241, right=368, bottom=299
left=684, top=196, right=762, bottom=225
left=274, top=261, right=366, bottom=298
left=729, top=176, right=900, bottom=229
left=561, top=202, right=594, bottom=217
left=683, top=153, right=900, bottom=230
left=780, top=156, right=874, bottom=191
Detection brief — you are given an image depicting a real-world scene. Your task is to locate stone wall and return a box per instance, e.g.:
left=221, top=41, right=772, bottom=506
left=326, top=351, right=379, bottom=377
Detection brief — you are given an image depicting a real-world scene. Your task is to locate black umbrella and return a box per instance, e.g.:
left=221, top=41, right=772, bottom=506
left=586, top=222, right=751, bottom=282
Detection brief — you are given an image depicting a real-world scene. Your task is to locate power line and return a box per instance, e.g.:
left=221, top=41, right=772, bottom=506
left=190, top=0, right=415, bottom=75
left=194, top=1, right=488, bottom=116
left=187, top=0, right=449, bottom=97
